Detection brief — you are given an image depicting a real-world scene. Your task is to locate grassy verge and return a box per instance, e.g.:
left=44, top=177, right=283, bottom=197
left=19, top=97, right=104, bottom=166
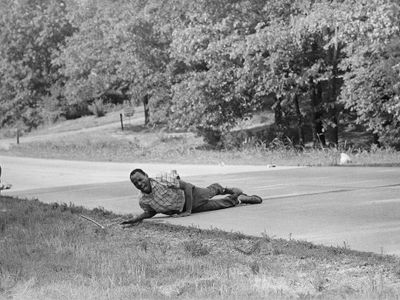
left=0, top=107, right=134, bottom=139
left=1, top=196, right=400, bottom=299
left=2, top=126, right=400, bottom=166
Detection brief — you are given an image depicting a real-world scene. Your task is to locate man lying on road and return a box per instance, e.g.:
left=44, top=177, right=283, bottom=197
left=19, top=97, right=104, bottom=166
left=120, top=168, right=262, bottom=227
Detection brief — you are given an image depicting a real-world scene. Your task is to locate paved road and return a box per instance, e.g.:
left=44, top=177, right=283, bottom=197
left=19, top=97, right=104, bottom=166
left=1, top=155, right=400, bottom=255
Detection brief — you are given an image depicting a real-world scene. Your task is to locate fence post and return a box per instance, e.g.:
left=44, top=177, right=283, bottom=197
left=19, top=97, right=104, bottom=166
left=16, top=129, right=20, bottom=144
left=120, top=113, right=124, bottom=131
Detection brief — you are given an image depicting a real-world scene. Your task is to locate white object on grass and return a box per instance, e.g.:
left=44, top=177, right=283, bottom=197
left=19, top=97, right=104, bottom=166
left=339, top=153, right=352, bottom=165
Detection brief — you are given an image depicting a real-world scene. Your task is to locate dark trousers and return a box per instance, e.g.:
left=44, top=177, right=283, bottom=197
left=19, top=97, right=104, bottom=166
left=190, top=183, right=239, bottom=213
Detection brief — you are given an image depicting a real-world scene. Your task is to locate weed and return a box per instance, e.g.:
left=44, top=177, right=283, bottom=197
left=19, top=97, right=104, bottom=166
left=309, top=269, right=329, bottom=292
left=88, top=99, right=107, bottom=117
left=92, top=206, right=113, bottom=217
left=183, top=239, right=211, bottom=257
left=394, top=265, right=400, bottom=278
left=249, top=260, right=261, bottom=275
left=158, top=133, right=185, bottom=143
left=138, top=239, right=148, bottom=253
left=156, top=241, right=170, bottom=256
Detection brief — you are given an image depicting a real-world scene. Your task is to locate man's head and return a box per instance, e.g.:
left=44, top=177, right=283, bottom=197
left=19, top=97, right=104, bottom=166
left=130, top=169, right=151, bottom=194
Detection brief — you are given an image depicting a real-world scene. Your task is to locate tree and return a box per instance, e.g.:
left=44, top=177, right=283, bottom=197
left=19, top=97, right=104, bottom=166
left=240, top=0, right=357, bottom=148
left=168, top=0, right=278, bottom=145
left=339, top=0, right=400, bottom=147
left=0, top=0, right=74, bottom=129
left=55, top=0, right=172, bottom=125
left=2, top=0, right=399, bottom=151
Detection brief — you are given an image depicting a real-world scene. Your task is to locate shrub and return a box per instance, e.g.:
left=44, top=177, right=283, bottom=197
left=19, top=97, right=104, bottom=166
left=88, top=99, right=107, bottom=117
left=65, top=102, right=91, bottom=119
left=196, top=128, right=223, bottom=148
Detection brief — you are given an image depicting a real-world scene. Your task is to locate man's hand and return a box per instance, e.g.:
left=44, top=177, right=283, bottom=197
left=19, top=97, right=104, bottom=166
left=120, top=211, right=155, bottom=228
left=172, top=211, right=192, bottom=218
left=120, top=218, right=142, bottom=228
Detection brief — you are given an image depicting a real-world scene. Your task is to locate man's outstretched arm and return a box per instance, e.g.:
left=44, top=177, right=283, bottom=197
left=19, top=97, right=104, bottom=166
left=120, top=211, right=156, bottom=227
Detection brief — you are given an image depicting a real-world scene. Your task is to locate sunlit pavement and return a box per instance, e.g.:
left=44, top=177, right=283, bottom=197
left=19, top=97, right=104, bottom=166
left=2, top=155, right=400, bottom=255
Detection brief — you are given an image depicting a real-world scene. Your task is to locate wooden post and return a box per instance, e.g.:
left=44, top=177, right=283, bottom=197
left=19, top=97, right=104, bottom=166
left=120, top=113, right=124, bottom=131
left=16, top=129, right=20, bottom=144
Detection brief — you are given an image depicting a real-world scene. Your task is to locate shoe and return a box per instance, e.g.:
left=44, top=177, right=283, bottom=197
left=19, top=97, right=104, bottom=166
left=224, top=187, right=243, bottom=195
left=238, top=194, right=263, bottom=204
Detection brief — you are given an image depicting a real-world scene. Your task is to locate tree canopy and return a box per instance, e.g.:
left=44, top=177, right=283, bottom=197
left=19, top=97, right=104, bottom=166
left=1, top=0, right=399, bottom=148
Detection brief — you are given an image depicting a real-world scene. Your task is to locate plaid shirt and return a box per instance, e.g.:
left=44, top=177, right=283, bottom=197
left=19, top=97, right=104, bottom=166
left=139, top=178, right=185, bottom=215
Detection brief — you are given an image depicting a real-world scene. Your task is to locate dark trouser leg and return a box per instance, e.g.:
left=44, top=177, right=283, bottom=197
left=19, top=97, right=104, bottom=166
left=191, top=183, right=239, bottom=213
left=192, top=195, right=238, bottom=213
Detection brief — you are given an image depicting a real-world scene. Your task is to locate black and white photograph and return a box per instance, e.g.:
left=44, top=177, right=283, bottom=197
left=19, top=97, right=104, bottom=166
left=1, top=0, right=400, bottom=299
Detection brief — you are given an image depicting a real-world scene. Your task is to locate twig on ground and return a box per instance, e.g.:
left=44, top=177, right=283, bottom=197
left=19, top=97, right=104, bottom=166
left=80, top=214, right=105, bottom=229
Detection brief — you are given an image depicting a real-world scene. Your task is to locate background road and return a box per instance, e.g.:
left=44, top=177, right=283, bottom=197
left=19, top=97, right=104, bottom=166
left=1, top=155, right=400, bottom=255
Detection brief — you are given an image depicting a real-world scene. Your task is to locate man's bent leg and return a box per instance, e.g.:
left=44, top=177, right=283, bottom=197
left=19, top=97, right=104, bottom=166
left=190, top=183, right=234, bottom=212
left=207, top=183, right=243, bottom=196
left=206, top=183, right=226, bottom=196
left=192, top=195, right=239, bottom=213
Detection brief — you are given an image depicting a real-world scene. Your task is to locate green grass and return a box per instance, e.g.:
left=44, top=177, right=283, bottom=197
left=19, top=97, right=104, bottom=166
left=1, top=196, right=400, bottom=299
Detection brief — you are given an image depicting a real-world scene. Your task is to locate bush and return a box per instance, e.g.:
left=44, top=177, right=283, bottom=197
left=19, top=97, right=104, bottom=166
left=88, top=99, right=106, bottom=117
left=220, top=125, right=285, bottom=150
left=220, top=131, right=248, bottom=150
left=196, top=128, right=223, bottom=148
left=65, top=102, right=91, bottom=119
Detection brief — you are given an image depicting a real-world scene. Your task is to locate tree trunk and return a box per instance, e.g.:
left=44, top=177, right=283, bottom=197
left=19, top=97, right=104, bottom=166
left=373, top=133, right=381, bottom=147
left=143, top=94, right=150, bottom=125
left=293, top=93, right=304, bottom=146
left=331, top=113, right=339, bottom=146
left=330, top=25, right=340, bottom=146
left=273, top=96, right=283, bottom=127
left=311, top=80, right=326, bottom=148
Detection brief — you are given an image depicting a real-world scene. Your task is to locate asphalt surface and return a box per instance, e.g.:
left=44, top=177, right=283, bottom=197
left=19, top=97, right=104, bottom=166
left=1, top=155, right=400, bottom=255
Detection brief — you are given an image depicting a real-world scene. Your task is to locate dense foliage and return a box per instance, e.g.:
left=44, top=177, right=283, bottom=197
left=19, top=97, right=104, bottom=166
left=0, top=0, right=399, bottom=148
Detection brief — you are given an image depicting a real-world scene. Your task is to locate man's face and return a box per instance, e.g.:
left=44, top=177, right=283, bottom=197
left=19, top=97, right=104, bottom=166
left=131, top=172, right=151, bottom=194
